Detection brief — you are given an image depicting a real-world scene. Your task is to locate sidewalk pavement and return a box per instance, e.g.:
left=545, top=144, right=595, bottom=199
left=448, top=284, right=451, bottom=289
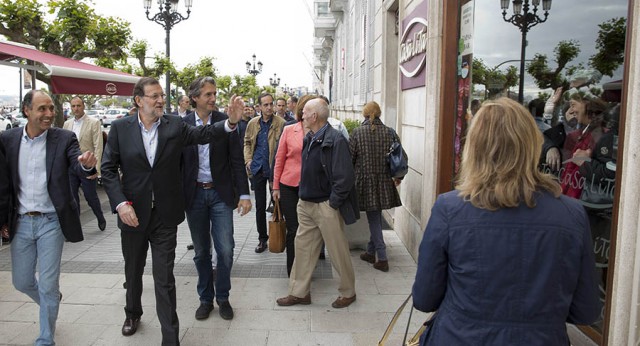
left=0, top=187, right=427, bottom=346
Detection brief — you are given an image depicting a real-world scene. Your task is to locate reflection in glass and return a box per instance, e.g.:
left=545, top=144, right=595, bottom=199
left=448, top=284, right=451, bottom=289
left=461, top=0, right=628, bottom=336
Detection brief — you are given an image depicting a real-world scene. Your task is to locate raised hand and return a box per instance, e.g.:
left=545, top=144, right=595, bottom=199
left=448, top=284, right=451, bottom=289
left=78, top=151, right=97, bottom=169
left=227, top=95, right=245, bottom=124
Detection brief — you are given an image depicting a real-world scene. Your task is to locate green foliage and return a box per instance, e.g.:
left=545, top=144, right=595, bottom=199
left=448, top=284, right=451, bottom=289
left=472, top=58, right=519, bottom=99
left=0, top=0, right=132, bottom=126
left=526, top=40, right=581, bottom=91
left=175, top=57, right=218, bottom=95
left=217, top=75, right=262, bottom=106
left=590, top=17, right=626, bottom=77
left=342, top=118, right=360, bottom=136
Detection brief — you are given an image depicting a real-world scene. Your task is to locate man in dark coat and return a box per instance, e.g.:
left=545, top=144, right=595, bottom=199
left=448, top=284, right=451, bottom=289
left=276, top=98, right=359, bottom=309
left=101, top=77, right=244, bottom=344
left=0, top=90, right=97, bottom=346
left=181, top=76, right=251, bottom=321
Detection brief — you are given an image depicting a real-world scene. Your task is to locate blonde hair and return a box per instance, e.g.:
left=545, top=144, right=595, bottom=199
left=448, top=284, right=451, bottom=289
left=362, top=101, right=381, bottom=119
left=362, top=101, right=382, bottom=131
left=456, top=97, right=560, bottom=210
left=295, top=94, right=317, bottom=122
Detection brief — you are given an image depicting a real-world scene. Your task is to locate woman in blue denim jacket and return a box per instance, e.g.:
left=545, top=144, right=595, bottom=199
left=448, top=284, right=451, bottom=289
left=413, top=98, right=600, bottom=346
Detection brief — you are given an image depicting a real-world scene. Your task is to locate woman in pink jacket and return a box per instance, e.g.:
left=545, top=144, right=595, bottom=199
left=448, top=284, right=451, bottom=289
left=272, top=95, right=316, bottom=276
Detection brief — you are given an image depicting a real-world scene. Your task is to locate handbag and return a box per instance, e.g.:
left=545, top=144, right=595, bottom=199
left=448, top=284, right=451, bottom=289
left=379, top=294, right=434, bottom=346
left=580, top=180, right=614, bottom=210
left=268, top=199, right=286, bottom=253
left=386, top=127, right=409, bottom=179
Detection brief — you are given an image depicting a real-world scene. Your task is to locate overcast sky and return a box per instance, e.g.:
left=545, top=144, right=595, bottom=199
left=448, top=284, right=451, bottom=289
left=0, top=0, right=316, bottom=97
left=0, top=0, right=631, bottom=99
left=473, top=0, right=628, bottom=94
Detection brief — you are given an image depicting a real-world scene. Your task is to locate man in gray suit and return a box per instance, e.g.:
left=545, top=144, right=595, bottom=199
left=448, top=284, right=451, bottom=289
left=101, top=76, right=244, bottom=345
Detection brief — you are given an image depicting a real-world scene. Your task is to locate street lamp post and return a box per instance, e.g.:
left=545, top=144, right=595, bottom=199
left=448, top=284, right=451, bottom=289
left=246, top=54, right=263, bottom=77
left=500, top=0, right=551, bottom=103
left=269, top=73, right=280, bottom=88
left=144, top=0, right=193, bottom=113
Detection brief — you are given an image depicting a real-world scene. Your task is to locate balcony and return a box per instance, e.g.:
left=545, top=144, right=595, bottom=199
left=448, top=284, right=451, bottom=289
left=330, top=0, right=346, bottom=12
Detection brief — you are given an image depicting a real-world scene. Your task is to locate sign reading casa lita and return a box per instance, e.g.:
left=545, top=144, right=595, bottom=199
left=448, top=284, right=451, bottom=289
left=400, top=1, right=428, bottom=90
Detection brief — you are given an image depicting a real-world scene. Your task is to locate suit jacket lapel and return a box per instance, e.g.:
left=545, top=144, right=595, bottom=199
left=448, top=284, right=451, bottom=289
left=185, top=113, right=200, bottom=158
left=126, top=116, right=151, bottom=169
left=7, top=129, right=22, bottom=193
left=155, top=116, right=169, bottom=165
left=46, top=129, right=59, bottom=184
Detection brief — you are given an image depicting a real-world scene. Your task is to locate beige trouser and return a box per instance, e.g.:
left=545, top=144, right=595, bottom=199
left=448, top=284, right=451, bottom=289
left=288, top=200, right=356, bottom=298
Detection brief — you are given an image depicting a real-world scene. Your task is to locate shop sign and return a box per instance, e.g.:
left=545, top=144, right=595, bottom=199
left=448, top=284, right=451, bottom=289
left=400, top=1, right=428, bottom=90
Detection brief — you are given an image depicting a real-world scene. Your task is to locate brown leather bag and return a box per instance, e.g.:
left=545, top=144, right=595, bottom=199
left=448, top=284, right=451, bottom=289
left=268, top=199, right=286, bottom=253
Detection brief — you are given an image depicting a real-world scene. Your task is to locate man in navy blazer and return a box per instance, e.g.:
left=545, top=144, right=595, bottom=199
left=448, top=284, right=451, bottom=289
left=181, top=77, right=251, bottom=321
left=0, top=139, right=8, bottom=230
left=101, top=77, right=245, bottom=344
left=0, top=90, right=97, bottom=346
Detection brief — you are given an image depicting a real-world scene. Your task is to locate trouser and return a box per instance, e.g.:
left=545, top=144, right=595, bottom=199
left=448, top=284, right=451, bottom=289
left=289, top=200, right=355, bottom=298
left=252, top=172, right=270, bottom=242
left=121, top=208, right=180, bottom=346
left=12, top=213, right=64, bottom=346
left=185, top=187, right=234, bottom=303
left=279, top=183, right=299, bottom=276
left=366, top=210, right=387, bottom=261
left=69, top=169, right=105, bottom=224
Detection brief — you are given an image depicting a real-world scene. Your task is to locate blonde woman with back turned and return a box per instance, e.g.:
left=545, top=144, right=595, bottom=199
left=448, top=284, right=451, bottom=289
left=412, top=97, right=600, bottom=345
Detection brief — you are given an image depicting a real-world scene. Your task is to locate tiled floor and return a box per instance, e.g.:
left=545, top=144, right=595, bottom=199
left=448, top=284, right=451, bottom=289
left=0, top=186, right=427, bottom=346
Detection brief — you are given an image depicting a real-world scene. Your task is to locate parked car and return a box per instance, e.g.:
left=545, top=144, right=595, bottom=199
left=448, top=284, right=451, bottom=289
left=102, top=108, right=129, bottom=127
left=0, top=115, right=12, bottom=131
left=13, top=113, right=28, bottom=127
left=85, top=109, right=105, bottom=125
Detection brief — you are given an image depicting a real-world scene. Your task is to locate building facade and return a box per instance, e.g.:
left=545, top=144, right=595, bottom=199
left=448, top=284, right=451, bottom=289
left=313, top=0, right=640, bottom=344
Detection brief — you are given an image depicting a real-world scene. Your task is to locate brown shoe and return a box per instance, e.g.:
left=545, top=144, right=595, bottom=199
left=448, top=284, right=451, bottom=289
left=332, top=295, right=356, bottom=308
left=360, top=252, right=375, bottom=264
left=374, top=260, right=389, bottom=272
left=276, top=294, right=311, bottom=306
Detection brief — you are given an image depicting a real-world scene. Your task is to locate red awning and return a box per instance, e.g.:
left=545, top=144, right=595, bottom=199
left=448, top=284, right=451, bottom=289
left=0, top=40, right=140, bottom=96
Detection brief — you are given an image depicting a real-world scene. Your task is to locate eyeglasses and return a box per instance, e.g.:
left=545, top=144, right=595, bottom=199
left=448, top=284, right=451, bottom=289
left=142, top=93, right=166, bottom=101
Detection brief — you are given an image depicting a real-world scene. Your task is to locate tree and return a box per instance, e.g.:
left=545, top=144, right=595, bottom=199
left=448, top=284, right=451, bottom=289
left=0, top=0, right=132, bottom=126
left=126, top=40, right=174, bottom=80
left=174, top=57, right=218, bottom=96
left=216, top=75, right=263, bottom=106
left=526, top=40, right=581, bottom=92
left=590, top=17, right=626, bottom=77
left=472, top=58, right=519, bottom=99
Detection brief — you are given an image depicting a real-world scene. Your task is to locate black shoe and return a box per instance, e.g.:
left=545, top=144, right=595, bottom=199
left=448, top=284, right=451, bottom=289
left=187, top=243, right=194, bottom=250
left=255, top=241, right=267, bottom=253
left=217, top=299, right=234, bottom=320
left=121, top=317, right=140, bottom=336
left=319, top=252, right=326, bottom=260
left=123, top=281, right=127, bottom=289
left=98, top=220, right=106, bottom=231
left=195, top=302, right=214, bottom=320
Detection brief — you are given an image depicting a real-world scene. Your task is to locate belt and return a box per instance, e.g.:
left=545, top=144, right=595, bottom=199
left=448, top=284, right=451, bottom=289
left=197, top=182, right=214, bottom=189
left=23, top=211, right=43, bottom=216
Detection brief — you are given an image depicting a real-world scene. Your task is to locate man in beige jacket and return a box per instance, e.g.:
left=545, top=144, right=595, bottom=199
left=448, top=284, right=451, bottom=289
left=63, top=96, right=106, bottom=231
left=243, top=92, right=285, bottom=253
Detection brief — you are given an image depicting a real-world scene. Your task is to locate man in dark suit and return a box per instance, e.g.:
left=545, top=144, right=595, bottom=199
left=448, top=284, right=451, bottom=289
left=171, top=95, right=191, bottom=117
left=101, top=77, right=244, bottom=345
left=0, top=139, right=8, bottom=231
left=181, top=76, right=251, bottom=321
left=0, top=90, right=97, bottom=346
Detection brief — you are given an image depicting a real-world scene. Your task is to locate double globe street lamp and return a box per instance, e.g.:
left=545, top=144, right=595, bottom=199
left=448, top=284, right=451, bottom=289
left=246, top=54, right=263, bottom=77
left=144, top=0, right=193, bottom=113
left=269, top=73, right=280, bottom=88
left=500, top=0, right=552, bottom=103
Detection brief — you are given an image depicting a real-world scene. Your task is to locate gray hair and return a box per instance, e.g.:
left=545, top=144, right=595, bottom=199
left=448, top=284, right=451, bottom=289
left=22, top=90, right=51, bottom=114
left=188, top=77, right=216, bottom=108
